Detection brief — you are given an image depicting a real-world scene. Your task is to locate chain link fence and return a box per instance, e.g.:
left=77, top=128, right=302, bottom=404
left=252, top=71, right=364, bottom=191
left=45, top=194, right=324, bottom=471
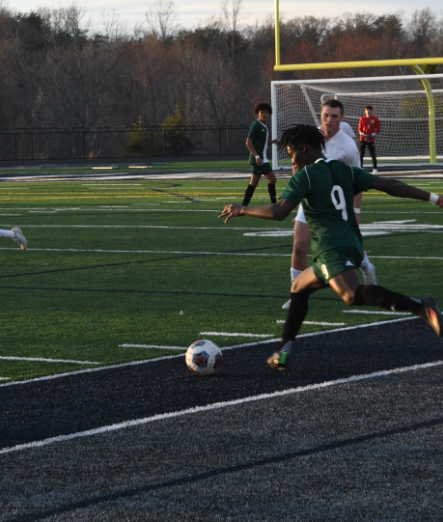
left=0, top=125, right=252, bottom=162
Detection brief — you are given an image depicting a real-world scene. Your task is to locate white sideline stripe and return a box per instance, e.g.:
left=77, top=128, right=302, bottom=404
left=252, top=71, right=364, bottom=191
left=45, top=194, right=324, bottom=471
left=0, top=214, right=20, bottom=216
left=2, top=357, right=442, bottom=455
left=0, top=356, right=101, bottom=365
left=371, top=255, right=443, bottom=260
left=343, top=310, right=411, bottom=316
left=277, top=320, right=347, bottom=326
left=0, top=317, right=416, bottom=389
left=0, top=247, right=442, bottom=262
left=199, top=332, right=274, bottom=338
left=120, top=344, right=186, bottom=350
left=0, top=247, right=291, bottom=257
left=0, top=224, right=284, bottom=231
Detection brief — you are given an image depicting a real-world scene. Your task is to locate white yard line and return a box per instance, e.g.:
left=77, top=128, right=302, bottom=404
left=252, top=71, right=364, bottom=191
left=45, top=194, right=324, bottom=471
left=0, top=356, right=101, bottom=365
left=199, top=332, right=274, bottom=338
left=120, top=344, right=187, bottom=350
left=0, top=317, right=417, bottom=390
left=343, top=310, right=411, bottom=316
left=0, top=224, right=283, bottom=230
left=0, top=247, right=291, bottom=257
left=277, top=320, right=347, bottom=326
left=0, top=246, right=442, bottom=262
left=1, top=355, right=440, bottom=456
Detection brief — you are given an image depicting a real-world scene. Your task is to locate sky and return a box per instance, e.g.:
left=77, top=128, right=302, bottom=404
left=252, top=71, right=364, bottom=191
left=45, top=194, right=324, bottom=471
left=11, top=0, right=443, bottom=34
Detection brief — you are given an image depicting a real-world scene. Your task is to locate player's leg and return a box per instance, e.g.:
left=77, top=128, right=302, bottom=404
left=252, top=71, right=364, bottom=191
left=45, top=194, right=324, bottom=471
left=353, top=192, right=377, bottom=285
left=359, top=252, right=377, bottom=285
left=242, top=173, right=260, bottom=206
left=282, top=211, right=311, bottom=309
left=0, top=227, right=27, bottom=250
left=269, top=267, right=326, bottom=370
left=359, top=141, right=367, bottom=168
left=368, top=143, right=378, bottom=173
left=264, top=171, right=277, bottom=204
left=328, top=271, right=443, bottom=337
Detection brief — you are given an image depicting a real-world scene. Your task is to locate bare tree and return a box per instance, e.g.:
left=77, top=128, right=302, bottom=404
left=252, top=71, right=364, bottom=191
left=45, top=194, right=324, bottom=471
left=218, top=0, right=243, bottom=52
left=146, top=0, right=179, bottom=48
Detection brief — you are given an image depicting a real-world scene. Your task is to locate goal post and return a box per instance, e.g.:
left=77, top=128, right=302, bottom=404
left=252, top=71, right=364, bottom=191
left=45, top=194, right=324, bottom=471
left=271, top=74, right=443, bottom=170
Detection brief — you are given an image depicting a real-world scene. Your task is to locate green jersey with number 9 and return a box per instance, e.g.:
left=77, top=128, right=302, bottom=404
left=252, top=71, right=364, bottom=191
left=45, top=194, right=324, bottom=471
left=280, top=158, right=377, bottom=260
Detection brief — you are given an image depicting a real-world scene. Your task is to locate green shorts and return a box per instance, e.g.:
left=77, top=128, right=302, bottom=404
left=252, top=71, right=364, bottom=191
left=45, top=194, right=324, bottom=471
left=313, top=246, right=363, bottom=284
left=250, top=162, right=273, bottom=176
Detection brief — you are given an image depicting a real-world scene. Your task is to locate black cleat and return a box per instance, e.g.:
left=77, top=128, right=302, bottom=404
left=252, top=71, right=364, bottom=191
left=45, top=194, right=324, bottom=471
left=419, top=296, right=443, bottom=337
left=267, top=351, right=287, bottom=370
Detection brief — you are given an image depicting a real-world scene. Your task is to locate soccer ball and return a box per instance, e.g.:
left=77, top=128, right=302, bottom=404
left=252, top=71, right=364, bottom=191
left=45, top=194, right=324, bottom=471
left=185, top=340, right=222, bottom=376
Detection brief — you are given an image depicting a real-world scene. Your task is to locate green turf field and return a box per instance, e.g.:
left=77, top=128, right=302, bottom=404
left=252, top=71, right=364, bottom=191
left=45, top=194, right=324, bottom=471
left=0, top=177, right=442, bottom=382
left=0, top=159, right=248, bottom=177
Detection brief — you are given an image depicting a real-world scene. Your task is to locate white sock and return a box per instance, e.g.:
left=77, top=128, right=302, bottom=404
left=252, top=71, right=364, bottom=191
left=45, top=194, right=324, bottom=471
left=0, top=229, right=15, bottom=239
left=360, top=252, right=371, bottom=270
left=290, top=267, right=302, bottom=283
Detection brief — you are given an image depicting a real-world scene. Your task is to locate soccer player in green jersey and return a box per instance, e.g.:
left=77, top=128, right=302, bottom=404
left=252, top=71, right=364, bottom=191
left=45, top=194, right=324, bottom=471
left=219, top=124, right=443, bottom=370
left=243, top=102, right=279, bottom=206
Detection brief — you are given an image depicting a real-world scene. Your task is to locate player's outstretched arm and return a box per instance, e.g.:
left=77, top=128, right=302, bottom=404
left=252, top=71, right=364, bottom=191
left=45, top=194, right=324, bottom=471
left=371, top=178, right=443, bottom=207
left=219, top=199, right=296, bottom=224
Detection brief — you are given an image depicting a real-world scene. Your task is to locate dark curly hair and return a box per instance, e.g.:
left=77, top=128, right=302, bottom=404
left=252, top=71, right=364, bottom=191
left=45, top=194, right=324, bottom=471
left=278, top=124, right=325, bottom=152
left=254, top=102, right=272, bottom=115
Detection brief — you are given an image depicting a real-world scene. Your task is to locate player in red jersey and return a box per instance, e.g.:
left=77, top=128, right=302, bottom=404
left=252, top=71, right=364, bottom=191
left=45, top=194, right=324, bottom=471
left=358, top=105, right=381, bottom=173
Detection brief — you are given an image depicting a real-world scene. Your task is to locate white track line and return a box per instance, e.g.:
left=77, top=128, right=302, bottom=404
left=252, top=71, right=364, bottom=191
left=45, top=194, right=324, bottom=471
left=199, top=332, right=274, bottom=338
left=343, top=310, right=411, bottom=315
left=2, top=357, right=442, bottom=455
left=0, top=356, right=101, bottom=365
left=0, top=317, right=416, bottom=389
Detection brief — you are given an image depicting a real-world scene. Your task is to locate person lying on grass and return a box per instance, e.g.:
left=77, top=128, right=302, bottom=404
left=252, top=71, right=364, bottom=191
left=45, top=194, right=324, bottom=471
left=219, top=124, right=443, bottom=370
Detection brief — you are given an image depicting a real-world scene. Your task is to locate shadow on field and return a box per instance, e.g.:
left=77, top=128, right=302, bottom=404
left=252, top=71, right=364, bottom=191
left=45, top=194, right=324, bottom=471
left=6, top=416, right=443, bottom=522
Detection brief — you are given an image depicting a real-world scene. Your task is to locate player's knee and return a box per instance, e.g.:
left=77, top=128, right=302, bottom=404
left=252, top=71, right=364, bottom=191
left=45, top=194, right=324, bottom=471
left=293, top=238, right=308, bottom=258
left=340, top=290, right=356, bottom=306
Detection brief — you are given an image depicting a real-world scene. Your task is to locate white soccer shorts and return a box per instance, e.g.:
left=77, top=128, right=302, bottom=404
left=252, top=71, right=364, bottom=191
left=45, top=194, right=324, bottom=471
left=293, top=204, right=307, bottom=224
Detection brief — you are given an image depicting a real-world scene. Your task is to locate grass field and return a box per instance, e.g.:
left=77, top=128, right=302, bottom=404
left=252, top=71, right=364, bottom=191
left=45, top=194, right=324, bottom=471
left=0, top=175, right=442, bottom=383
left=0, top=159, right=249, bottom=177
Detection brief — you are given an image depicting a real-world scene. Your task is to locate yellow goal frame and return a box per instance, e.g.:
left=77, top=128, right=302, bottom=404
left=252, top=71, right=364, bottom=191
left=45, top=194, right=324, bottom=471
left=274, top=0, right=443, bottom=163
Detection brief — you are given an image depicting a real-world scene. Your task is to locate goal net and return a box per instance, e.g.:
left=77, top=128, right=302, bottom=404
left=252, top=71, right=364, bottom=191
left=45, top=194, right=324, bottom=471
left=271, top=74, right=443, bottom=170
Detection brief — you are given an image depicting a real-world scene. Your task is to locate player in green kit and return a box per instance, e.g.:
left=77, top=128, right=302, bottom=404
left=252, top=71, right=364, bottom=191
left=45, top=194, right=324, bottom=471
left=219, top=124, right=443, bottom=370
left=243, top=102, right=279, bottom=206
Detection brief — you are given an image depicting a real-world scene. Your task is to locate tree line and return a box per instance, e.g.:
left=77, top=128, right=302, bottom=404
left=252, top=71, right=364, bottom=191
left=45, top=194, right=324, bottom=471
left=0, top=1, right=442, bottom=131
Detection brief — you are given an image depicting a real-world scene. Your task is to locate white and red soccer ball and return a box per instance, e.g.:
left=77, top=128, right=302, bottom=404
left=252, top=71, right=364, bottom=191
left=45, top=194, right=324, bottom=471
left=186, top=340, right=222, bottom=376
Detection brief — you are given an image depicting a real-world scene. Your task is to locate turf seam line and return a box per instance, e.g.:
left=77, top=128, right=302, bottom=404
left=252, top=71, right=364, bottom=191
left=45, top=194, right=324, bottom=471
left=0, top=244, right=294, bottom=280
left=0, top=317, right=416, bottom=388
left=1, top=353, right=440, bottom=455
left=0, top=285, right=339, bottom=300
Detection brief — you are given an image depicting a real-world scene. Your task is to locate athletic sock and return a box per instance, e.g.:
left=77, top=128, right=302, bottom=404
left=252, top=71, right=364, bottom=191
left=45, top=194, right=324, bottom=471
left=242, top=184, right=256, bottom=206
left=0, top=229, right=15, bottom=239
left=267, top=183, right=277, bottom=204
left=354, top=285, right=422, bottom=314
left=277, top=292, right=310, bottom=353
left=290, top=267, right=302, bottom=283
left=360, top=252, right=371, bottom=269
